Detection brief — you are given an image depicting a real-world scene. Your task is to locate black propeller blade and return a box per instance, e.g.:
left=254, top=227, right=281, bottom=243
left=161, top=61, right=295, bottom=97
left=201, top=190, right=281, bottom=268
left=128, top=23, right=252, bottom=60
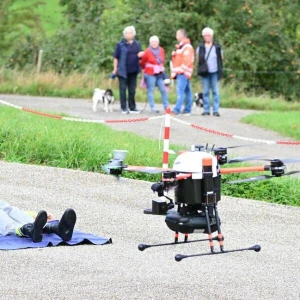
left=228, top=170, right=300, bottom=184
left=228, top=175, right=274, bottom=184
left=206, top=144, right=256, bottom=152
left=259, top=158, right=300, bottom=164
left=220, top=144, right=258, bottom=149
left=227, top=155, right=265, bottom=163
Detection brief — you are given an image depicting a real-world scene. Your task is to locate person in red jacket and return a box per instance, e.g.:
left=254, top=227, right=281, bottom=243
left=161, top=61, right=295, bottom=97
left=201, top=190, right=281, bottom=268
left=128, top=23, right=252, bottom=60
left=140, top=36, right=169, bottom=113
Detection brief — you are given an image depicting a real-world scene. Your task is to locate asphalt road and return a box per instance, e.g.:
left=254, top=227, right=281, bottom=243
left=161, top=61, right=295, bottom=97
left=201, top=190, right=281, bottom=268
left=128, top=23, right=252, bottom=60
left=0, top=94, right=299, bottom=299
left=0, top=161, right=299, bottom=300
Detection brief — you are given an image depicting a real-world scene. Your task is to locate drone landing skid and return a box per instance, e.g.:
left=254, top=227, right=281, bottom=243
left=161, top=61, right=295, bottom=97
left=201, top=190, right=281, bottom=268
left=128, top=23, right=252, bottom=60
left=138, top=236, right=219, bottom=251
left=175, top=244, right=261, bottom=262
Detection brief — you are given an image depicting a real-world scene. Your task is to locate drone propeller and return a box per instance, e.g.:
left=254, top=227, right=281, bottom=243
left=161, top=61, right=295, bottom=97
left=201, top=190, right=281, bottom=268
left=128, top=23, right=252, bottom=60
left=228, top=170, right=300, bottom=184
left=227, top=155, right=266, bottom=163
left=258, top=158, right=300, bottom=164
left=170, top=144, right=256, bottom=155
left=214, top=144, right=260, bottom=150
left=124, top=166, right=171, bottom=174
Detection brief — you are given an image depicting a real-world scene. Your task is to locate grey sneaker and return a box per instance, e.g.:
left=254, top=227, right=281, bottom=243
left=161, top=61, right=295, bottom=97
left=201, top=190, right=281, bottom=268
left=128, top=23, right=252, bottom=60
left=121, top=110, right=129, bottom=115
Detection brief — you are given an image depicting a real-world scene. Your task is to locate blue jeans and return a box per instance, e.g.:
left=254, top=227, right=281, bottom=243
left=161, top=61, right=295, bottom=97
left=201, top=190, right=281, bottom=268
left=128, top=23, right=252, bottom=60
left=173, top=74, right=193, bottom=114
left=144, top=74, right=169, bottom=110
left=201, top=72, right=220, bottom=113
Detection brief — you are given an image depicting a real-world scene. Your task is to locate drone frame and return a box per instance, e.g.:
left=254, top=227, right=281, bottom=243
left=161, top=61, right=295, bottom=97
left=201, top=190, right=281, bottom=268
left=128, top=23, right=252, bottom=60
left=104, top=149, right=299, bottom=261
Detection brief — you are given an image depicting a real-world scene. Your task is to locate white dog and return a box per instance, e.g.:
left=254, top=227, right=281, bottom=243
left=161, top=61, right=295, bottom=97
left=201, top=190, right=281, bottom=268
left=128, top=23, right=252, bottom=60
left=92, top=88, right=115, bottom=113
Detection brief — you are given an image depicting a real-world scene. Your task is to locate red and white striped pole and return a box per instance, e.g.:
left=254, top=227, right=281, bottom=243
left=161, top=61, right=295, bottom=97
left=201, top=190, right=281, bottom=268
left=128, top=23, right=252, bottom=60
left=162, top=107, right=171, bottom=169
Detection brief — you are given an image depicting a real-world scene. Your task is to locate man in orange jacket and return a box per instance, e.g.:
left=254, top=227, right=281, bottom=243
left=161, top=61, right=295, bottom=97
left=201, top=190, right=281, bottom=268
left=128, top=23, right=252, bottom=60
left=171, top=29, right=194, bottom=116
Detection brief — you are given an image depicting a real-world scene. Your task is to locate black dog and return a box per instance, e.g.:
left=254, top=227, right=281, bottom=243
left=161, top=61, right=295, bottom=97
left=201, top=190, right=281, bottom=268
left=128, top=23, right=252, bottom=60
left=194, top=92, right=204, bottom=108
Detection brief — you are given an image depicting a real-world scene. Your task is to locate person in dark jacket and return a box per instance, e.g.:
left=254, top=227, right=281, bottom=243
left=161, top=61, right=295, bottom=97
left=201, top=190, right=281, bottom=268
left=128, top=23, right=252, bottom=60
left=197, top=27, right=224, bottom=117
left=113, top=26, right=144, bottom=114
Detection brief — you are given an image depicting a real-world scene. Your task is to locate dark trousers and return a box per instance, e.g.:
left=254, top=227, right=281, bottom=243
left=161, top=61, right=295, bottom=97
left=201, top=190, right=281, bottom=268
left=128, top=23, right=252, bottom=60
left=118, top=73, right=137, bottom=111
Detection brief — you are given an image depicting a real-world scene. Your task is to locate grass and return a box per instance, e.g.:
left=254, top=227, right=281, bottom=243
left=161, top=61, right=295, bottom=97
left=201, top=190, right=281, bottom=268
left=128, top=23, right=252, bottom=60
left=1, top=69, right=300, bottom=111
left=242, top=112, right=300, bottom=140
left=0, top=106, right=299, bottom=206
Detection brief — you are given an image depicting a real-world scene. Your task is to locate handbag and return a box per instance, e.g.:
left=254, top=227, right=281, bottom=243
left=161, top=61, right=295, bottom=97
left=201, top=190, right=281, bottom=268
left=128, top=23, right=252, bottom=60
left=198, top=44, right=214, bottom=76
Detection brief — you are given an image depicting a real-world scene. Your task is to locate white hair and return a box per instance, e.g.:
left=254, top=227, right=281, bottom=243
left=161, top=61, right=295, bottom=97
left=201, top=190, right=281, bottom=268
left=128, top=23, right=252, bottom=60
left=149, top=36, right=159, bottom=43
left=202, top=27, right=214, bottom=36
left=123, top=26, right=136, bottom=37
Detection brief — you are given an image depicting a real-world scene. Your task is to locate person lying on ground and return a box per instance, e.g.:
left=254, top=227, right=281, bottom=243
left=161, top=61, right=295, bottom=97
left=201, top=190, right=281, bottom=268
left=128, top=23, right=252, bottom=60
left=0, top=201, right=76, bottom=243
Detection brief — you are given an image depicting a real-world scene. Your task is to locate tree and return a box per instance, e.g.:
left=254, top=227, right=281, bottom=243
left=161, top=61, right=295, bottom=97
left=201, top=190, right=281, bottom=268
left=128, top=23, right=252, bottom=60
left=4, top=0, right=300, bottom=99
left=0, top=0, right=44, bottom=64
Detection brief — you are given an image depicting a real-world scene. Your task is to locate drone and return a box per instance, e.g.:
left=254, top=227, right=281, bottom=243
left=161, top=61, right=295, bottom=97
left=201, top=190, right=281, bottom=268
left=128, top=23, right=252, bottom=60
left=103, top=146, right=300, bottom=261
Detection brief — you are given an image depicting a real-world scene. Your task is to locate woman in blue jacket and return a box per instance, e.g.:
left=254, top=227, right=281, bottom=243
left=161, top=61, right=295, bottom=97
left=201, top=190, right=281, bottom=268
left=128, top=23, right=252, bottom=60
left=113, top=26, right=144, bottom=114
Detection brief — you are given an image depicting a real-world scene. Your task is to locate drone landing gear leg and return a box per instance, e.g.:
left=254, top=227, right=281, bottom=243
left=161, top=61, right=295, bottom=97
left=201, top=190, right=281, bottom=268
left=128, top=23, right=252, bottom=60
left=214, top=204, right=224, bottom=252
left=184, top=233, right=189, bottom=242
left=204, top=206, right=215, bottom=253
left=174, top=231, right=179, bottom=243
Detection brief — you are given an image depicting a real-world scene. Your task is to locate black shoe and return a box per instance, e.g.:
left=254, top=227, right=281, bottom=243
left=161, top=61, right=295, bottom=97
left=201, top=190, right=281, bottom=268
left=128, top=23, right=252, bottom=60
left=202, top=112, right=210, bottom=116
left=129, top=109, right=140, bottom=114
left=20, top=210, right=47, bottom=242
left=43, top=208, right=77, bottom=241
left=213, top=112, right=220, bottom=117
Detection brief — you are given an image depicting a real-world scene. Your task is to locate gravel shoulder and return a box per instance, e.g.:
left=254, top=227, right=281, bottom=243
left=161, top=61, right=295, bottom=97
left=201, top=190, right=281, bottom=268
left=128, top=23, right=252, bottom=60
left=0, top=161, right=299, bottom=300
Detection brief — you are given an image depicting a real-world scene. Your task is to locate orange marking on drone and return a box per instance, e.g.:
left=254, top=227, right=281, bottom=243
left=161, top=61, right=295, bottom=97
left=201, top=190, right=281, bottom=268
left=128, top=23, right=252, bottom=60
left=202, top=157, right=213, bottom=166
left=220, top=166, right=266, bottom=174
left=176, top=173, right=192, bottom=180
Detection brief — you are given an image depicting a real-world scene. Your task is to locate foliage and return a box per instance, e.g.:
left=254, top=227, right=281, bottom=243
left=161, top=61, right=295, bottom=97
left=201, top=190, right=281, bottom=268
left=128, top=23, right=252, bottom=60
left=242, top=112, right=300, bottom=140
left=0, top=0, right=42, bottom=51
left=0, top=106, right=299, bottom=206
left=0, top=0, right=66, bottom=68
left=1, top=0, right=300, bottom=99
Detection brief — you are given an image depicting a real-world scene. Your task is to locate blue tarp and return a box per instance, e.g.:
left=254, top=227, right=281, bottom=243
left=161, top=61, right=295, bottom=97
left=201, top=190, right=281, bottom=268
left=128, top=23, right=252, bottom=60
left=0, top=221, right=112, bottom=250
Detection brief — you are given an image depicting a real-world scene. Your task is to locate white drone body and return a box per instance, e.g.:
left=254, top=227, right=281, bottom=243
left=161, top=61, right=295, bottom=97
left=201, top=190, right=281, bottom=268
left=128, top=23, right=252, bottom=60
left=172, top=151, right=219, bottom=179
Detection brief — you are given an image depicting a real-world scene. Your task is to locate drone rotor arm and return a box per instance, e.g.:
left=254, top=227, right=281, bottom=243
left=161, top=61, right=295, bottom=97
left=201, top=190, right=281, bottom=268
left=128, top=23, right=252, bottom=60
left=220, top=165, right=267, bottom=174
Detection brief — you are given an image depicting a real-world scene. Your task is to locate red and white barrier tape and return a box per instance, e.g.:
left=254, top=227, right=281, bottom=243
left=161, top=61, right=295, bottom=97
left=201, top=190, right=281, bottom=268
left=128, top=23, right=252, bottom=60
left=171, top=117, right=300, bottom=146
left=1, top=99, right=299, bottom=145
left=0, top=100, right=164, bottom=124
